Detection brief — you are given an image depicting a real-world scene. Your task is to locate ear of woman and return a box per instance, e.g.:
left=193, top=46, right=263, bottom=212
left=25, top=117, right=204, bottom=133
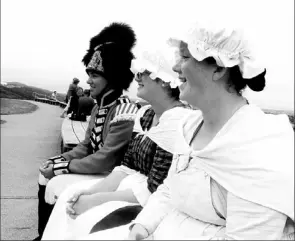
left=212, top=66, right=228, bottom=81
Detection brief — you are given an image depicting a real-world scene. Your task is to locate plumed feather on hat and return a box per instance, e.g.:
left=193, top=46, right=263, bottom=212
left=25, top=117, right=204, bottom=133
left=82, top=22, right=136, bottom=66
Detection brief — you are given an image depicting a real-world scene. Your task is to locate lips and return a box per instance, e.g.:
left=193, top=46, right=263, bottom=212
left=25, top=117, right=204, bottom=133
left=178, top=75, right=187, bottom=82
left=178, top=76, right=187, bottom=91
left=89, top=86, right=95, bottom=91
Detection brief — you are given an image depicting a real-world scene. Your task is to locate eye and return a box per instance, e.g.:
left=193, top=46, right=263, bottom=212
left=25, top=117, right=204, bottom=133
left=135, top=72, right=142, bottom=80
left=181, top=55, right=190, bottom=60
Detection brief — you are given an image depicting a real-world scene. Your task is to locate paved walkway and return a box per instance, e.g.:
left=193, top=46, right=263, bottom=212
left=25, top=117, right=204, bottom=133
left=1, top=101, right=64, bottom=240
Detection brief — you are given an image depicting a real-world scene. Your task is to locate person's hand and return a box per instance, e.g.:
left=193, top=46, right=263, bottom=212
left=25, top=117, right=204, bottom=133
left=69, top=194, right=96, bottom=218
left=127, top=224, right=149, bottom=240
left=67, top=188, right=92, bottom=205
left=66, top=202, right=78, bottom=219
left=66, top=188, right=91, bottom=218
left=40, top=160, right=53, bottom=169
left=39, top=164, right=55, bottom=179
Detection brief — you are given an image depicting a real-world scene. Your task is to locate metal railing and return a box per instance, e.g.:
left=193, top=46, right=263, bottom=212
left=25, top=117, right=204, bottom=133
left=32, top=92, right=52, bottom=100
left=32, top=92, right=67, bottom=108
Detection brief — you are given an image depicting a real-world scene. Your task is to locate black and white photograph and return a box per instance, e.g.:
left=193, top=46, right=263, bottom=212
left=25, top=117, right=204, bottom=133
left=1, top=0, right=295, bottom=240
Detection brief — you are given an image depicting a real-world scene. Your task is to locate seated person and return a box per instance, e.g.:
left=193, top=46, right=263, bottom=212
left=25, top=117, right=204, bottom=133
left=41, top=43, right=193, bottom=240
left=125, top=23, right=294, bottom=240
left=34, top=22, right=139, bottom=240
left=77, top=89, right=95, bottom=118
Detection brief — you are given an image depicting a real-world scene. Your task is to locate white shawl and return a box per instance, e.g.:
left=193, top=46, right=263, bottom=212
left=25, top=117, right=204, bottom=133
left=133, top=105, right=195, bottom=152
left=173, top=104, right=294, bottom=220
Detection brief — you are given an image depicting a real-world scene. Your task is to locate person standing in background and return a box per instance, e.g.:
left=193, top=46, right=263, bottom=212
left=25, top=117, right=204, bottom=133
left=65, top=78, right=80, bottom=103
left=51, top=91, right=57, bottom=101
left=68, top=87, right=84, bottom=117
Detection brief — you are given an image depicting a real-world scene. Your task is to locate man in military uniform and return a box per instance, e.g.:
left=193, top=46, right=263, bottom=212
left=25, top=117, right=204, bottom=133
left=34, top=22, right=139, bottom=240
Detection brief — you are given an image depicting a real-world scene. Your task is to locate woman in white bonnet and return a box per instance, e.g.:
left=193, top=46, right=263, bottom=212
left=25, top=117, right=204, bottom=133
left=127, top=22, right=294, bottom=240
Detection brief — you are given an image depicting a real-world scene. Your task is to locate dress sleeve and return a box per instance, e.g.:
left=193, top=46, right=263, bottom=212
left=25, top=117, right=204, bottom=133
left=224, top=191, right=287, bottom=240
left=119, top=132, right=138, bottom=170
left=131, top=159, right=175, bottom=235
left=146, top=145, right=173, bottom=193
left=120, top=105, right=151, bottom=171
left=130, top=178, right=150, bottom=206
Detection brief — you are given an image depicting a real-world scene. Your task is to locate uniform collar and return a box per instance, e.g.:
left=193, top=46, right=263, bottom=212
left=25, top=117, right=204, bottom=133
left=96, top=88, right=122, bottom=108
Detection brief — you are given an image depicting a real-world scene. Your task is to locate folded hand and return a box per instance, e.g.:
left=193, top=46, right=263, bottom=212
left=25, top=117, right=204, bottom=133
left=39, top=164, right=54, bottom=179
left=68, top=194, right=95, bottom=219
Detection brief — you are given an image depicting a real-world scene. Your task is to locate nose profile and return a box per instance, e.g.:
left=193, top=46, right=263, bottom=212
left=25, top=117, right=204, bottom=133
left=87, top=77, right=92, bottom=85
left=172, top=61, right=181, bottom=73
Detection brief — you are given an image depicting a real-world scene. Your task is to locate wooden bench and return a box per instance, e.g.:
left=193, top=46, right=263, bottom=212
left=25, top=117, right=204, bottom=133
left=60, top=117, right=89, bottom=153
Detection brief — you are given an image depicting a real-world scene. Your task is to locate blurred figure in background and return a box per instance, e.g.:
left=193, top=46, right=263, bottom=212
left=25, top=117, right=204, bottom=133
left=60, top=87, right=83, bottom=118
left=65, top=78, right=80, bottom=103
left=76, top=89, right=95, bottom=120
left=68, top=87, right=84, bottom=119
left=51, top=91, right=57, bottom=101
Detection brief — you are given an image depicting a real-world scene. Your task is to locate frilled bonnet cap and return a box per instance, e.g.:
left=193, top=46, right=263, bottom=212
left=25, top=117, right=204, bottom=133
left=131, top=44, right=180, bottom=88
left=168, top=22, right=265, bottom=79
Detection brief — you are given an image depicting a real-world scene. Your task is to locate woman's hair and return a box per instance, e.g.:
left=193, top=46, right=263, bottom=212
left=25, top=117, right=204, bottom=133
left=162, top=82, right=180, bottom=101
left=204, top=57, right=266, bottom=95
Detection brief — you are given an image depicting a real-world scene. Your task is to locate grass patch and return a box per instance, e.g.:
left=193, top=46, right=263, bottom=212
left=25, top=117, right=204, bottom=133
left=1, top=98, right=38, bottom=115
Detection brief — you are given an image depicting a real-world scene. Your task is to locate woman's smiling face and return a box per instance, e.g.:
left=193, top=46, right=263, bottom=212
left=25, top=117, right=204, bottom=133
left=172, top=41, right=214, bottom=106
left=135, top=70, right=164, bottom=102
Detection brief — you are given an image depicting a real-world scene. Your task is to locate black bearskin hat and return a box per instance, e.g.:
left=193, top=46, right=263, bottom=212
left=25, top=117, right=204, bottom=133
left=82, top=22, right=136, bottom=91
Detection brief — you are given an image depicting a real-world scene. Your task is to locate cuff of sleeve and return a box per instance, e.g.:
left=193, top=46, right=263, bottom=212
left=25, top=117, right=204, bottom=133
left=129, top=222, right=150, bottom=236
left=132, top=210, right=159, bottom=235
left=53, top=160, right=70, bottom=175
left=48, top=155, right=66, bottom=163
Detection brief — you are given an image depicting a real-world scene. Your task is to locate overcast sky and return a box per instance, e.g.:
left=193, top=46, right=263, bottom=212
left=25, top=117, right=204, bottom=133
left=1, top=0, right=294, bottom=111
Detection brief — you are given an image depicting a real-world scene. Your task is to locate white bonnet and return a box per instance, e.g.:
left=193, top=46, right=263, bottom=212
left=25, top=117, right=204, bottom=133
left=131, top=44, right=180, bottom=88
left=168, top=22, right=265, bottom=79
